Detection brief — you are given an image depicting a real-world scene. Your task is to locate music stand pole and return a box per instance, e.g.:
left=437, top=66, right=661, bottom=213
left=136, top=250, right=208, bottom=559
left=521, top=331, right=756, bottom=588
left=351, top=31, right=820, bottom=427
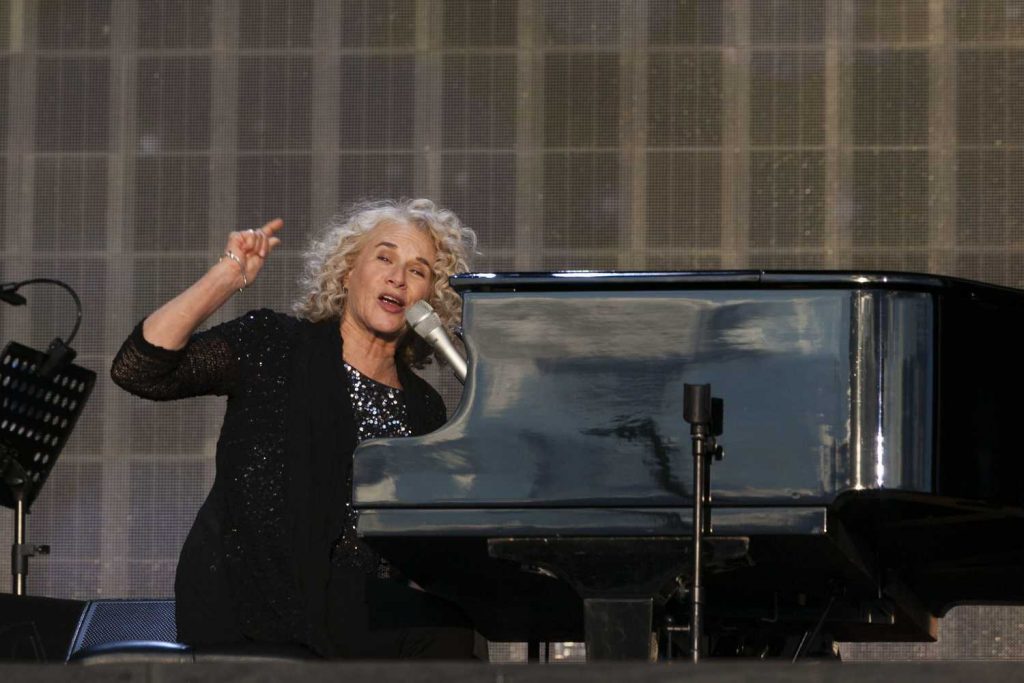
left=10, top=484, right=49, bottom=596
left=14, top=488, right=25, bottom=595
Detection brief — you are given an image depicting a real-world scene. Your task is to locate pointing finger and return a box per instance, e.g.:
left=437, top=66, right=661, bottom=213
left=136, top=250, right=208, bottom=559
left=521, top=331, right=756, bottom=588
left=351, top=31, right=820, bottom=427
left=261, top=218, right=284, bottom=236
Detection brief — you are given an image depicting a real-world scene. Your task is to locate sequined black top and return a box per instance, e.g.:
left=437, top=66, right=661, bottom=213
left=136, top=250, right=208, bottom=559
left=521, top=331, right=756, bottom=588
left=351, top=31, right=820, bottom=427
left=344, top=362, right=413, bottom=442
left=334, top=363, right=411, bottom=578
left=110, top=310, right=447, bottom=653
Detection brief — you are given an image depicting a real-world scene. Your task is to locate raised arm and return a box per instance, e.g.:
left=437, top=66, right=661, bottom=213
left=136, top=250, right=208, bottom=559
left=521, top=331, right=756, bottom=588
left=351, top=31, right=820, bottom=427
left=111, top=220, right=283, bottom=400
left=143, top=219, right=283, bottom=350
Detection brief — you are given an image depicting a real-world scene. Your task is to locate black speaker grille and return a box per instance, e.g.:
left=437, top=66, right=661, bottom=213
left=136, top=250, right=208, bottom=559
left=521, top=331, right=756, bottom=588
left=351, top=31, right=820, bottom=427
left=68, top=599, right=177, bottom=657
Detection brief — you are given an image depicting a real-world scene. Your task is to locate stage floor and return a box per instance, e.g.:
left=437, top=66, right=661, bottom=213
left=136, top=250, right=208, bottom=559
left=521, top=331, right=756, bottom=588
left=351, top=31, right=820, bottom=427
left=7, top=661, right=1024, bottom=683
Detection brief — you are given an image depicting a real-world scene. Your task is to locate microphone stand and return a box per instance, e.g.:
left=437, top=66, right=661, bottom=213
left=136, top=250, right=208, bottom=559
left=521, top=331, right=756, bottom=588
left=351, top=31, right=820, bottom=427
left=683, top=384, right=724, bottom=662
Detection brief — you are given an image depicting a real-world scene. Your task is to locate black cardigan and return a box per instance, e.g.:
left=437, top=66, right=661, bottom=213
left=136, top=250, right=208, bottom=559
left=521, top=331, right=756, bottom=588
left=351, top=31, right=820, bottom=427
left=110, top=310, right=447, bottom=654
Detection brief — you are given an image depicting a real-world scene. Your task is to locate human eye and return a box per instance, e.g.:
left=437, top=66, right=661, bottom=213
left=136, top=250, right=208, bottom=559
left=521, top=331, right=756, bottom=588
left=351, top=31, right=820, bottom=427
left=376, top=253, right=391, bottom=263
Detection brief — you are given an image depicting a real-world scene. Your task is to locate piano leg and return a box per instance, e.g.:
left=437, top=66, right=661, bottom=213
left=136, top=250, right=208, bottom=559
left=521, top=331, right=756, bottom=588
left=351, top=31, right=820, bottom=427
left=583, top=598, right=655, bottom=660
left=488, top=537, right=749, bottom=661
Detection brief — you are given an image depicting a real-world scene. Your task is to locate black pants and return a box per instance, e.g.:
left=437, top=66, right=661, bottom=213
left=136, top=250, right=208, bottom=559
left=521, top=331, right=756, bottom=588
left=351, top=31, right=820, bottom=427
left=327, top=572, right=477, bottom=660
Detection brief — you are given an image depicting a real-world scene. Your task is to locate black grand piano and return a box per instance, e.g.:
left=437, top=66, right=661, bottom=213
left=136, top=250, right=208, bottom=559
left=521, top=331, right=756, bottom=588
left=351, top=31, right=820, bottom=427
left=352, top=271, right=1024, bottom=659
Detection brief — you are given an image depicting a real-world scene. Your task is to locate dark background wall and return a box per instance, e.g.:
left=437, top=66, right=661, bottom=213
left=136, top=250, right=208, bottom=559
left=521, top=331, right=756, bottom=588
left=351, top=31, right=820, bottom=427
left=1, top=0, right=1023, bottom=660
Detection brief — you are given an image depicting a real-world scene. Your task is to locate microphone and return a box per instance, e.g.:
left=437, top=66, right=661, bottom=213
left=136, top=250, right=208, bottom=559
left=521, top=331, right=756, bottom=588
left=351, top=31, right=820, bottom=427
left=405, top=300, right=467, bottom=384
left=1, top=283, right=27, bottom=306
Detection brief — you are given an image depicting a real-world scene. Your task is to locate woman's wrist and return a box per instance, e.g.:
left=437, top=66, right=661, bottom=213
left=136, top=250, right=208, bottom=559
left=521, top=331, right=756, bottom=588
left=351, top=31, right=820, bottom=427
left=211, top=253, right=247, bottom=295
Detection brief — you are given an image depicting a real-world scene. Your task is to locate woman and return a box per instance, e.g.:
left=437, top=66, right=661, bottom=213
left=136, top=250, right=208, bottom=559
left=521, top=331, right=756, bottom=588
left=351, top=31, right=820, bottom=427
left=111, top=199, right=478, bottom=658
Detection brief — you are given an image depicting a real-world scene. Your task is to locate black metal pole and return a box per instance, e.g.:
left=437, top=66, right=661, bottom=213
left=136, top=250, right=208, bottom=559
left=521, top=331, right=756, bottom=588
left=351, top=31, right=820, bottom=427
left=684, top=383, right=714, bottom=663
left=9, top=483, right=47, bottom=596
left=13, top=490, right=26, bottom=595
left=691, top=425, right=706, bottom=662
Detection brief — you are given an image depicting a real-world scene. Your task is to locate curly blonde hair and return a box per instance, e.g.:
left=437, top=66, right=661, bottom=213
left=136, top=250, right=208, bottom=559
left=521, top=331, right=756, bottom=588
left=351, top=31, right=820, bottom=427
left=293, top=198, right=477, bottom=367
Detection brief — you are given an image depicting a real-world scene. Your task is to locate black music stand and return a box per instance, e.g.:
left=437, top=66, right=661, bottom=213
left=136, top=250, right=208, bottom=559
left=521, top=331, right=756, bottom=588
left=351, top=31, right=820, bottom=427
left=0, top=341, right=95, bottom=596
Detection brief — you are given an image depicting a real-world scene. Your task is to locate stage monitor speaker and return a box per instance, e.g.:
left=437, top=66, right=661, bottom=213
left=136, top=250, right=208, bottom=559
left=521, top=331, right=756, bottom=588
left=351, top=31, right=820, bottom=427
left=67, top=598, right=177, bottom=660
left=0, top=594, right=85, bottom=662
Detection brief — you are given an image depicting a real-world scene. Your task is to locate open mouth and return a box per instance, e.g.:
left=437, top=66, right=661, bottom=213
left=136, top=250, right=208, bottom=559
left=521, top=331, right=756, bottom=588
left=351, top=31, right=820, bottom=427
left=378, top=294, right=405, bottom=311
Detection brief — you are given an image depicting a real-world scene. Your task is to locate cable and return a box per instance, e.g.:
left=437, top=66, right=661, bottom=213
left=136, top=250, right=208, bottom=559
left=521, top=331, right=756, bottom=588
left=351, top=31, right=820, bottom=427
left=0, top=278, right=83, bottom=346
left=791, top=595, right=836, bottom=663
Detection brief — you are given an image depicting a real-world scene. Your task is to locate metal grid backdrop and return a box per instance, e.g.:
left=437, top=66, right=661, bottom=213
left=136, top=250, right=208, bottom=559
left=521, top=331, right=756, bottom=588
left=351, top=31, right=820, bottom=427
left=1, top=0, right=1024, bottom=662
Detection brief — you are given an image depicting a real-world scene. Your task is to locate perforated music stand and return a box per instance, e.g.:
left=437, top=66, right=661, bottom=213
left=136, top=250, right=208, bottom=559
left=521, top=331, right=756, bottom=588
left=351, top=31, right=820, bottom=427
left=0, top=341, right=95, bottom=595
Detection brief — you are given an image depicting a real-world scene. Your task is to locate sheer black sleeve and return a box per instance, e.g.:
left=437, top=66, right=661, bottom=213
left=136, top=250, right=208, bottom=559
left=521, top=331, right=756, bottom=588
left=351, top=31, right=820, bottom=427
left=110, top=310, right=280, bottom=400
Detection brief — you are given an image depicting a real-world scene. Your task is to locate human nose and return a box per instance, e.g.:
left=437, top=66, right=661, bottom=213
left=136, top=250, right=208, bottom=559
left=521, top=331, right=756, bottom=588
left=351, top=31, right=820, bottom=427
left=387, top=264, right=406, bottom=288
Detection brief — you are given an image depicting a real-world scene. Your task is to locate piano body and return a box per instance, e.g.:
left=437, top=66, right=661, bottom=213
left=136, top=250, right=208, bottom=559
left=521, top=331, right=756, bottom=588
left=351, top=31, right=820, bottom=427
left=353, top=271, right=1024, bottom=657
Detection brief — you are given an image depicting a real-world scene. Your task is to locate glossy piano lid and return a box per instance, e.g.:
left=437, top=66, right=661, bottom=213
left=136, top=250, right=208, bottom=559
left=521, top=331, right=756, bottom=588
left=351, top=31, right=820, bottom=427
left=355, top=287, right=936, bottom=507
left=449, top=270, right=1024, bottom=298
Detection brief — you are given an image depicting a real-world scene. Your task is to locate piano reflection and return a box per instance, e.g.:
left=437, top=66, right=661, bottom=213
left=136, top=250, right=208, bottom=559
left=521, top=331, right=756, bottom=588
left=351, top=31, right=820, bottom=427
left=353, top=271, right=1024, bottom=659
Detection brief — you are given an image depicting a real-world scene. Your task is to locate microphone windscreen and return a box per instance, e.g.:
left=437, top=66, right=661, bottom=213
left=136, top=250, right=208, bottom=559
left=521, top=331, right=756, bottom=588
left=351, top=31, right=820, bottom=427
left=405, top=300, right=434, bottom=328
left=405, top=300, right=442, bottom=335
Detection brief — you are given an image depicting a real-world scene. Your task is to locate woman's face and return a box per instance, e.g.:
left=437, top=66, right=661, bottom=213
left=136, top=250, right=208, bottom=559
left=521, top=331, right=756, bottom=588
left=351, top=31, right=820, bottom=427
left=342, top=221, right=437, bottom=341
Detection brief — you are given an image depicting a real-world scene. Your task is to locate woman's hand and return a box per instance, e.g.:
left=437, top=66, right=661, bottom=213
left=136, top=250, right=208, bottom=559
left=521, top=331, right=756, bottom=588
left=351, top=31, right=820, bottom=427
left=221, top=218, right=284, bottom=289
